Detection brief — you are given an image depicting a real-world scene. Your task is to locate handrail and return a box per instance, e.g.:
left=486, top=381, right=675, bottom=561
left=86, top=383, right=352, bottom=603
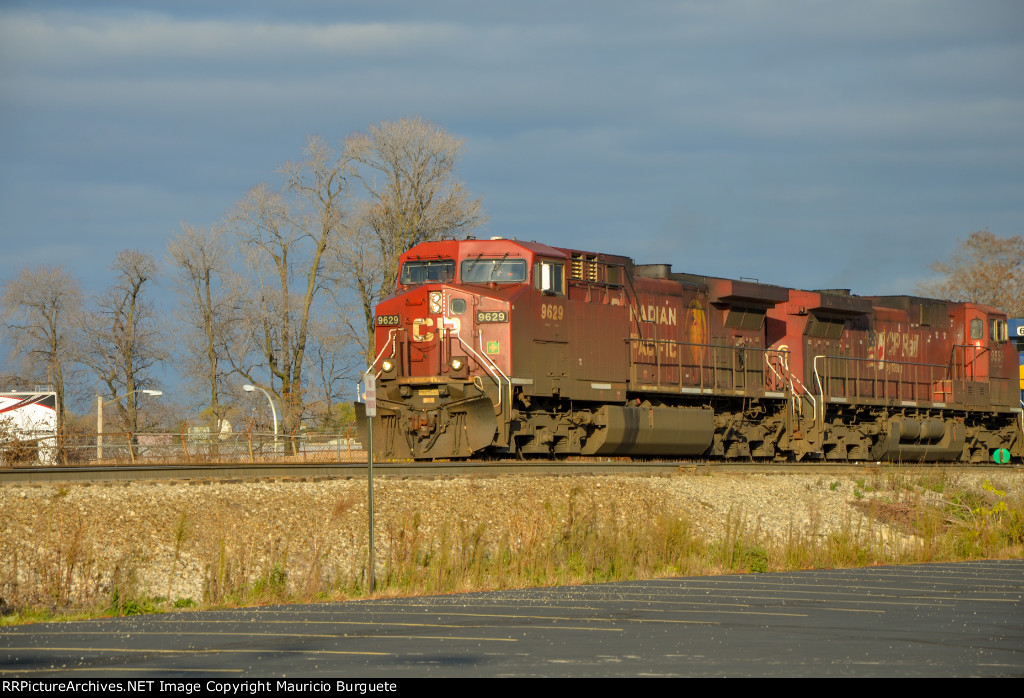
left=814, top=352, right=950, bottom=405
left=764, top=350, right=787, bottom=390
left=363, top=328, right=403, bottom=379
left=626, top=337, right=775, bottom=392
left=948, top=343, right=991, bottom=381
left=443, top=325, right=513, bottom=438
left=766, top=349, right=814, bottom=420
left=451, top=327, right=503, bottom=395
left=476, top=332, right=512, bottom=427
left=812, top=355, right=828, bottom=437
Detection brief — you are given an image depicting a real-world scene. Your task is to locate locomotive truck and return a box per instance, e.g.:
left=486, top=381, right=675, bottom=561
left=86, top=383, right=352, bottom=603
left=356, top=237, right=1023, bottom=463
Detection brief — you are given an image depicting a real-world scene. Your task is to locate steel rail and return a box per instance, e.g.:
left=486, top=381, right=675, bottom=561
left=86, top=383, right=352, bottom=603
left=0, top=460, right=1016, bottom=485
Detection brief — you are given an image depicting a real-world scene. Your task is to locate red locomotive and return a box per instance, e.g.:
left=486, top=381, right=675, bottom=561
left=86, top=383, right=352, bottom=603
left=357, top=237, right=1023, bottom=463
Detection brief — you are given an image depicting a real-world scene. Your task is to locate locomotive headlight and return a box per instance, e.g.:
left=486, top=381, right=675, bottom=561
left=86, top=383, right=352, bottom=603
left=428, top=291, right=443, bottom=314
left=381, top=359, right=395, bottom=373
left=449, top=356, right=468, bottom=377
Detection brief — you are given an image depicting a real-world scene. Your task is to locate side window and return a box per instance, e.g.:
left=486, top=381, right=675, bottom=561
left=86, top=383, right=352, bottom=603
left=991, top=319, right=1008, bottom=343
left=535, top=261, right=564, bottom=296
left=970, top=318, right=984, bottom=340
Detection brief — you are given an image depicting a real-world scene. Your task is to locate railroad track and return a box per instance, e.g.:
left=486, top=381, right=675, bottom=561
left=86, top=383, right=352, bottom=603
left=0, top=460, right=1017, bottom=484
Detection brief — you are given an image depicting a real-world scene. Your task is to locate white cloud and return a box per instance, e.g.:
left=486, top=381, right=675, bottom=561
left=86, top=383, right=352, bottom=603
left=0, top=0, right=1021, bottom=303
left=0, top=11, right=462, bottom=66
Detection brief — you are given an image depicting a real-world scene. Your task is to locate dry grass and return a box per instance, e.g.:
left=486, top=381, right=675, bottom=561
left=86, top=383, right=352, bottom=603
left=1, top=471, right=1021, bottom=625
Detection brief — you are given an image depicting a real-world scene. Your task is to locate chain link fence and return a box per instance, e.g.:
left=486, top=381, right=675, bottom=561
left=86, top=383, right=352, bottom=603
left=1, top=430, right=366, bottom=466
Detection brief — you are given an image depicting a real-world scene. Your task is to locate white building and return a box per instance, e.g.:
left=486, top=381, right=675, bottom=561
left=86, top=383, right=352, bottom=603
left=0, top=392, right=58, bottom=465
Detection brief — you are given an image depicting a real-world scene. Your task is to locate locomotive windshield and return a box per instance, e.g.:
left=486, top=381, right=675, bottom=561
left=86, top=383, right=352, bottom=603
left=400, top=259, right=456, bottom=285
left=460, top=257, right=528, bottom=284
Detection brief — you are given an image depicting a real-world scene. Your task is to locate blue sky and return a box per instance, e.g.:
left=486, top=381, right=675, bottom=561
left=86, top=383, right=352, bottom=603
left=2, top=0, right=1022, bottom=298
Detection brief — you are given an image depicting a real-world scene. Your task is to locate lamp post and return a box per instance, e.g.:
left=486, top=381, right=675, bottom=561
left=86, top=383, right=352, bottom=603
left=96, top=389, right=163, bottom=460
left=243, top=384, right=278, bottom=451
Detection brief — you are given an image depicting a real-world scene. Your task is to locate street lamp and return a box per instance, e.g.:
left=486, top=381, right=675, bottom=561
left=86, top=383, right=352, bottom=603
left=96, top=389, right=163, bottom=460
left=243, top=384, right=278, bottom=448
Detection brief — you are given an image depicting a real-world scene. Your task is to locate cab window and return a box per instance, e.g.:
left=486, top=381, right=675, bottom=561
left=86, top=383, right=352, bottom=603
left=535, top=261, right=565, bottom=296
left=990, top=318, right=1008, bottom=343
left=400, top=259, right=455, bottom=285
left=460, top=257, right=527, bottom=284
left=970, top=318, right=984, bottom=340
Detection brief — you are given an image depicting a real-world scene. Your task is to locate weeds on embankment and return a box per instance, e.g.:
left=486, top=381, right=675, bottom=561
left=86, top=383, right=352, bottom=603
left=1, top=471, right=1021, bottom=625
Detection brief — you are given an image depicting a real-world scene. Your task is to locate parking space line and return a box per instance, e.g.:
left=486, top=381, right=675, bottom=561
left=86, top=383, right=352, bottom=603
left=0, top=647, right=391, bottom=657
left=9, top=630, right=518, bottom=643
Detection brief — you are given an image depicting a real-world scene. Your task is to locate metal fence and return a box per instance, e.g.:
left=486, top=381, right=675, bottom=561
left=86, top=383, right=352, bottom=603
left=1, top=430, right=366, bottom=466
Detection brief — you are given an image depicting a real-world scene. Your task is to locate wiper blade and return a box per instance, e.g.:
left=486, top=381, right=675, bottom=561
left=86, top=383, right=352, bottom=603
left=465, top=253, right=483, bottom=275
left=489, top=253, right=509, bottom=281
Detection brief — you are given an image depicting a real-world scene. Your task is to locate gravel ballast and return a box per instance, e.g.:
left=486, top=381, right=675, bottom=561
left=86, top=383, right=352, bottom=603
left=1, top=469, right=1020, bottom=609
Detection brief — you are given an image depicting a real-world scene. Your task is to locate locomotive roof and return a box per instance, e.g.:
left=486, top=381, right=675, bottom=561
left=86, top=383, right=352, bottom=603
left=400, top=241, right=1009, bottom=317
left=402, top=238, right=569, bottom=259
left=403, top=238, right=642, bottom=266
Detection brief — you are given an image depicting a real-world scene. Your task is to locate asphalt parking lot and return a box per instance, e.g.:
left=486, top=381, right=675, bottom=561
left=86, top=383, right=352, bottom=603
left=2, top=559, right=1022, bottom=677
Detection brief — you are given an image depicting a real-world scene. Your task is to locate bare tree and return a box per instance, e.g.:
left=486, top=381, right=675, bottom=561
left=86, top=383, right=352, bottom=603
left=1, top=266, right=82, bottom=442
left=219, top=120, right=485, bottom=434
left=329, top=218, right=387, bottom=363
left=342, top=117, right=486, bottom=359
left=305, top=318, right=359, bottom=429
left=167, top=222, right=243, bottom=431
left=80, top=250, right=166, bottom=435
left=230, top=136, right=350, bottom=434
left=918, top=229, right=1024, bottom=317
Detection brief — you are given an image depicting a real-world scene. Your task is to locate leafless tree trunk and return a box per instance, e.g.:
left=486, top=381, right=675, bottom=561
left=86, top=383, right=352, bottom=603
left=1, top=266, right=82, bottom=461
left=329, top=216, right=386, bottom=364
left=230, top=136, right=350, bottom=436
left=918, top=229, right=1024, bottom=316
left=305, top=318, right=358, bottom=429
left=167, top=223, right=243, bottom=432
left=80, top=250, right=166, bottom=436
left=342, top=117, right=486, bottom=360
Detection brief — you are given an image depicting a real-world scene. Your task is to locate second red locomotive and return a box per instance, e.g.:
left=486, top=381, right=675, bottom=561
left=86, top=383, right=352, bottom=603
left=357, top=237, right=1023, bottom=463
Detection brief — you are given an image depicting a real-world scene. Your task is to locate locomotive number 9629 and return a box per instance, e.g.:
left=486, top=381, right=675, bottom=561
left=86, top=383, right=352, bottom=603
left=540, top=304, right=564, bottom=320
left=477, top=310, right=508, bottom=323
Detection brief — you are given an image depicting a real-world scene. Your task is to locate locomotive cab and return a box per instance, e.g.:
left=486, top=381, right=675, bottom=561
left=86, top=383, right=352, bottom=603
left=357, top=238, right=557, bottom=459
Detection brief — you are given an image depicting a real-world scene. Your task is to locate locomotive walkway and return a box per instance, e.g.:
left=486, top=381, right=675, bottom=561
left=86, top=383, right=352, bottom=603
left=2, top=560, right=1021, bottom=677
